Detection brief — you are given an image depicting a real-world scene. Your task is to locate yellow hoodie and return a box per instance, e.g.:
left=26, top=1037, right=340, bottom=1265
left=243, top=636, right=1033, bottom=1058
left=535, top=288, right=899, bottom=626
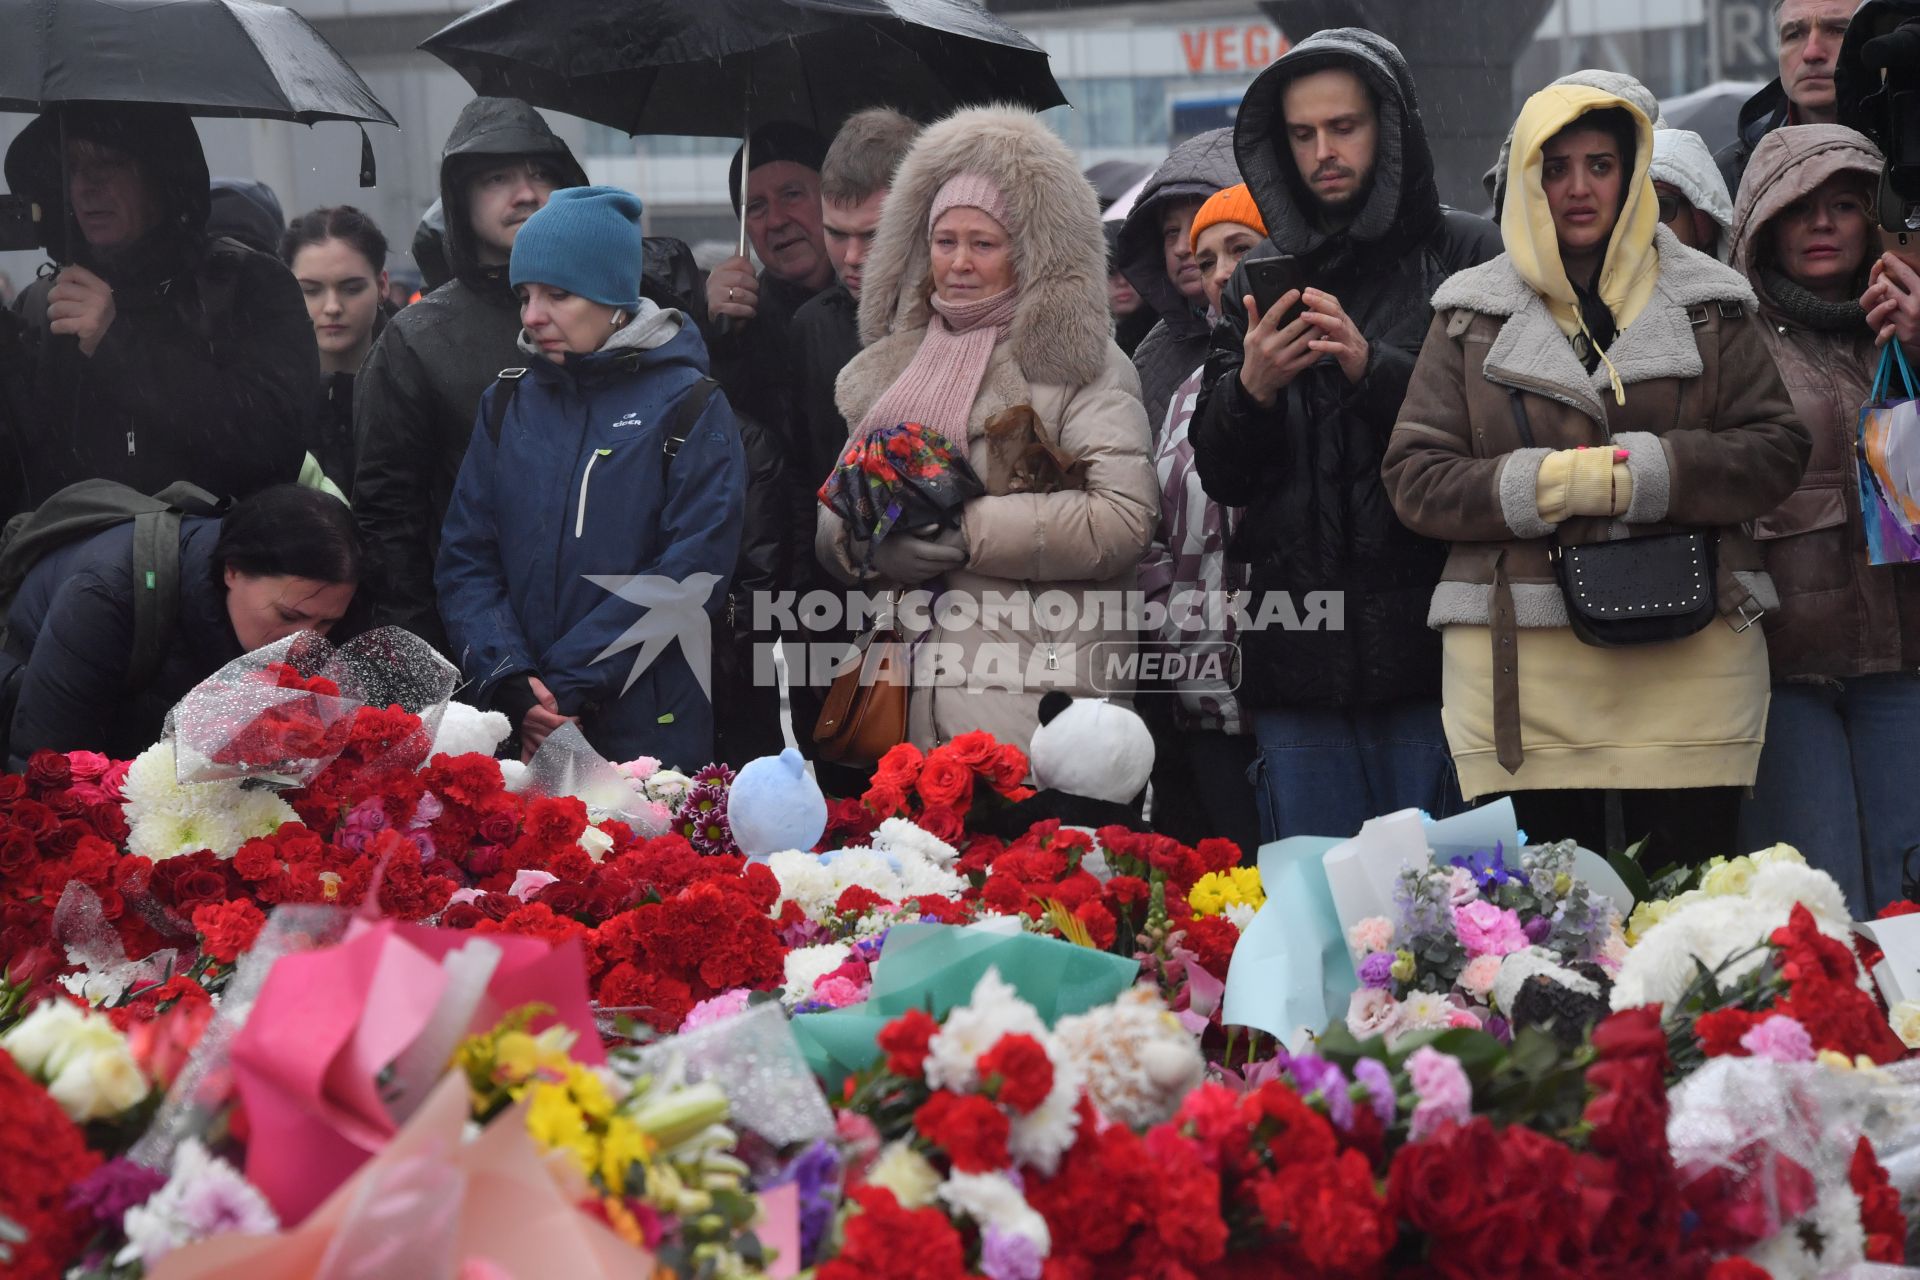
left=1500, top=84, right=1661, bottom=404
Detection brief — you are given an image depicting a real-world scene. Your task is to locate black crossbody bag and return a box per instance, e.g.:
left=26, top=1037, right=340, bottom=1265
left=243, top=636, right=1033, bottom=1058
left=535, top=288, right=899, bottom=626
left=1507, top=390, right=1716, bottom=648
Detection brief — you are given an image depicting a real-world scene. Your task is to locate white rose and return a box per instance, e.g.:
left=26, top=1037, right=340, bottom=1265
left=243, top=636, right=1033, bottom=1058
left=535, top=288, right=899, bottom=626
left=1892, top=1001, right=1920, bottom=1051
left=0, top=999, right=87, bottom=1075
left=47, top=1044, right=150, bottom=1122
left=578, top=825, right=615, bottom=862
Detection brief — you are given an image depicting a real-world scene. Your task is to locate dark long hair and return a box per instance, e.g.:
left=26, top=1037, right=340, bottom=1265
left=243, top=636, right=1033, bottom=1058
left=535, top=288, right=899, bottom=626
left=280, top=205, right=389, bottom=276
left=214, top=485, right=362, bottom=584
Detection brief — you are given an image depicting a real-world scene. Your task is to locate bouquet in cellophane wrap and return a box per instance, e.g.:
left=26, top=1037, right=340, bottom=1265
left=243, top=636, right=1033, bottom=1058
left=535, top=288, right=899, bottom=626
left=164, top=628, right=457, bottom=787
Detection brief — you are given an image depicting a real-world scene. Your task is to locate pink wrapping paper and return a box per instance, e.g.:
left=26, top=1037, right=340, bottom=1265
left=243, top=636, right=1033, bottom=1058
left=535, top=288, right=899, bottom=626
left=229, top=918, right=601, bottom=1224
left=149, top=1074, right=653, bottom=1280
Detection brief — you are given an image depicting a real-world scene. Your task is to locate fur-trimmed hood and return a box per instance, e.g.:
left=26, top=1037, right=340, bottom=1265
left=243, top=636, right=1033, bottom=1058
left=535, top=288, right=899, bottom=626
left=855, top=105, right=1111, bottom=388
left=1729, top=124, right=1884, bottom=314
left=1431, top=225, right=1758, bottom=423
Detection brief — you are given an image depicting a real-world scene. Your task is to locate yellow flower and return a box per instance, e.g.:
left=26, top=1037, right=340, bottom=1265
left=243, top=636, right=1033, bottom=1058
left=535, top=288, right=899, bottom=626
left=1188, top=867, right=1265, bottom=918
left=1892, top=1001, right=1920, bottom=1050
left=1815, top=1049, right=1856, bottom=1073
left=599, top=1115, right=656, bottom=1193
left=1748, top=844, right=1806, bottom=868
left=527, top=1081, right=598, bottom=1175
left=1389, top=950, right=1416, bottom=983
left=565, top=1064, right=616, bottom=1121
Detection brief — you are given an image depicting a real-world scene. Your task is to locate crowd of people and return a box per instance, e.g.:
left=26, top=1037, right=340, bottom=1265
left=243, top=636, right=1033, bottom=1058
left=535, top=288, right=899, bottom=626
left=0, top=0, right=1916, bottom=914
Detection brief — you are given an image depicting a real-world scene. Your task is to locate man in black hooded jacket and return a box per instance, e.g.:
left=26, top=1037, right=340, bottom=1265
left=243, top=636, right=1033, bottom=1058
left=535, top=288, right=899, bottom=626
left=351, top=98, right=708, bottom=652
left=1190, top=28, right=1500, bottom=843
left=2, top=104, right=315, bottom=514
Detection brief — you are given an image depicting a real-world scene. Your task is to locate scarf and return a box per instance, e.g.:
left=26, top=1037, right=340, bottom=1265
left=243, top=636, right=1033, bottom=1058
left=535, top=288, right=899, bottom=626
left=1760, top=267, right=1868, bottom=333
left=1502, top=84, right=1662, bottom=404
left=856, top=286, right=1018, bottom=451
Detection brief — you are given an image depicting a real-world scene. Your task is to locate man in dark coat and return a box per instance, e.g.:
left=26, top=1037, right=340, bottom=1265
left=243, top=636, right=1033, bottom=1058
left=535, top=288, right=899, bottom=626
left=2, top=105, right=316, bottom=513
left=1117, top=128, right=1240, bottom=433
left=702, top=124, right=834, bottom=447
left=1715, top=0, right=1857, bottom=196
left=351, top=98, right=707, bottom=652
left=1190, top=27, right=1500, bottom=842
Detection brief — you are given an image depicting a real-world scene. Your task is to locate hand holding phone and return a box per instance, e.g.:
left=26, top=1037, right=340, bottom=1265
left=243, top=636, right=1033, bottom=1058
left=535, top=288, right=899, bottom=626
left=1237, top=256, right=1318, bottom=408
left=1245, top=256, right=1307, bottom=329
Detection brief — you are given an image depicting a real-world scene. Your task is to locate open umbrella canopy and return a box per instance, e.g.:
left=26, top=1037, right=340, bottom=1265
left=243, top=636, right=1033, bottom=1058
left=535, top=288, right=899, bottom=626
left=422, top=0, right=1064, bottom=136
left=0, top=0, right=395, bottom=125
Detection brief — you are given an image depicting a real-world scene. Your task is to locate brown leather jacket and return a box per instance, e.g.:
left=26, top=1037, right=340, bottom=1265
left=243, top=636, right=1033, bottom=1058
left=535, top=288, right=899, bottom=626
left=1729, top=124, right=1920, bottom=680
left=1384, top=227, right=1808, bottom=634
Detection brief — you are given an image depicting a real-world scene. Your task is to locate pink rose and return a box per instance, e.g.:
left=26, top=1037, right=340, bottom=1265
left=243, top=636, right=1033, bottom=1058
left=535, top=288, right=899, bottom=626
left=100, top=758, right=133, bottom=799
left=66, top=750, right=111, bottom=782
left=509, top=869, right=558, bottom=901
left=813, top=975, right=868, bottom=1009
left=1459, top=954, right=1505, bottom=998
left=1345, top=988, right=1402, bottom=1040
left=1406, top=1046, right=1473, bottom=1140
left=1453, top=900, right=1528, bottom=958
left=681, top=988, right=752, bottom=1032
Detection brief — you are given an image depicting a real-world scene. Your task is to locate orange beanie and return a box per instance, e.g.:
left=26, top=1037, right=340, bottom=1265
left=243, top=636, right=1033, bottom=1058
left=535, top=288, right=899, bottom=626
left=1189, top=183, right=1266, bottom=250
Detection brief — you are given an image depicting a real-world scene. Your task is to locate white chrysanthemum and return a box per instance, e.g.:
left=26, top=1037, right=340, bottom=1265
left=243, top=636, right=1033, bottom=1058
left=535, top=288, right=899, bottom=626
left=1052, top=986, right=1204, bottom=1129
left=924, top=968, right=1048, bottom=1094
left=1009, top=1053, right=1083, bottom=1176
left=1224, top=901, right=1258, bottom=931
left=873, top=817, right=959, bottom=867
left=825, top=850, right=905, bottom=902
left=938, top=1172, right=1051, bottom=1253
left=780, top=942, right=852, bottom=1008
left=644, top=769, right=692, bottom=806
left=1612, top=862, right=1863, bottom=1011
left=122, top=741, right=295, bottom=859
left=1399, top=990, right=1454, bottom=1031
left=1741, top=1181, right=1865, bottom=1279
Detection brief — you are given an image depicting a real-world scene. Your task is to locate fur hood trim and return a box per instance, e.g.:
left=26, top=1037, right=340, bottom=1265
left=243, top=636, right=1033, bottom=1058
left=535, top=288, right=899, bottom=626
left=857, top=105, right=1112, bottom=388
left=1431, top=225, right=1759, bottom=421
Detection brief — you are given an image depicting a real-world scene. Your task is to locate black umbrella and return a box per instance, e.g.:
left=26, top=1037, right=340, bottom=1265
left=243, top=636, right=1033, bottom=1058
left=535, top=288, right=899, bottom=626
left=0, top=0, right=396, bottom=126
left=421, top=0, right=1064, bottom=139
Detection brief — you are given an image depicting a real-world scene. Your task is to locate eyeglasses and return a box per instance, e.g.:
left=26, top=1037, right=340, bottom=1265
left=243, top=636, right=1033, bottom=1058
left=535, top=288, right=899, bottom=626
left=1657, top=194, right=1684, bottom=224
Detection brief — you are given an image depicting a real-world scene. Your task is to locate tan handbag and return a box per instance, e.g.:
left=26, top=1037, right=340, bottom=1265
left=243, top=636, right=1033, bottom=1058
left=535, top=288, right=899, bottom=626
left=812, top=594, right=910, bottom=764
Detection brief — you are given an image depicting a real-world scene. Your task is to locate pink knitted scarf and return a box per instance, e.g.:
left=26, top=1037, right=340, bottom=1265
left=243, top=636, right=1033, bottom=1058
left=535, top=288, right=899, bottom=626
left=856, top=286, right=1017, bottom=451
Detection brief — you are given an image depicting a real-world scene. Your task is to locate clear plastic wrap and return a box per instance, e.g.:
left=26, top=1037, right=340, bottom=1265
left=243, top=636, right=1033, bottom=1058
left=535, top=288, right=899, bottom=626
left=635, top=1001, right=833, bottom=1150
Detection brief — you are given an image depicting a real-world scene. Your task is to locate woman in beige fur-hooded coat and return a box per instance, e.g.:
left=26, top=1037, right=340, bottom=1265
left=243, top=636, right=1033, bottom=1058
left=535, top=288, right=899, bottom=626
left=815, top=106, right=1159, bottom=752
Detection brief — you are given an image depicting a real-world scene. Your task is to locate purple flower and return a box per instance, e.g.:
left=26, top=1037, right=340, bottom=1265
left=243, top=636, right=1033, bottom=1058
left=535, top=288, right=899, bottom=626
left=69, top=1159, right=167, bottom=1224
left=339, top=797, right=390, bottom=851
left=1352, top=1058, right=1396, bottom=1126
left=1358, top=951, right=1396, bottom=990
left=1485, top=1015, right=1512, bottom=1044
left=1284, top=1053, right=1355, bottom=1132
left=780, top=918, right=831, bottom=948
left=408, top=792, right=445, bottom=829
left=1523, top=915, right=1553, bottom=944
left=980, top=1227, right=1045, bottom=1280
left=767, top=1140, right=842, bottom=1264
left=1449, top=846, right=1514, bottom=891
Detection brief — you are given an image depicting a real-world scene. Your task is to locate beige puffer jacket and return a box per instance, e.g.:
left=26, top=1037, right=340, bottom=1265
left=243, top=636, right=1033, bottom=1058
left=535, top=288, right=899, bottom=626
left=1729, top=124, right=1920, bottom=681
left=814, top=107, right=1159, bottom=752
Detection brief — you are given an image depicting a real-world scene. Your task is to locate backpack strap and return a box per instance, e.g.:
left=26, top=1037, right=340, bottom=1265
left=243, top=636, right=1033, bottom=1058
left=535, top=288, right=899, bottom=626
left=127, top=508, right=182, bottom=690
left=484, top=368, right=527, bottom=446
left=659, top=377, right=721, bottom=477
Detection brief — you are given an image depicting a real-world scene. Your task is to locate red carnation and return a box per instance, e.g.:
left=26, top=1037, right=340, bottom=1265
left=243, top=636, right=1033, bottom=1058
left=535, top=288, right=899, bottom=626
left=977, top=1032, right=1055, bottom=1114
left=835, top=885, right=889, bottom=916
left=817, top=1186, right=967, bottom=1280
left=877, top=1007, right=939, bottom=1078
left=1852, top=1137, right=1908, bottom=1263
left=1695, top=1007, right=1766, bottom=1058
left=1181, top=914, right=1241, bottom=981
left=1877, top=900, right=1920, bottom=920
left=191, top=899, right=266, bottom=965
left=1707, top=1263, right=1773, bottom=1280
left=0, top=1052, right=102, bottom=1280
left=914, top=1090, right=1011, bottom=1172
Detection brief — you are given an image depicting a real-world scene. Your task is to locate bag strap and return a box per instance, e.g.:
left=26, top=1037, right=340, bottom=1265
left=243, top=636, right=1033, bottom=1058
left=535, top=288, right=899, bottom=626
left=483, top=368, right=526, bottom=446
left=659, top=377, right=720, bottom=478
left=1873, top=341, right=1918, bottom=405
left=127, top=508, right=182, bottom=690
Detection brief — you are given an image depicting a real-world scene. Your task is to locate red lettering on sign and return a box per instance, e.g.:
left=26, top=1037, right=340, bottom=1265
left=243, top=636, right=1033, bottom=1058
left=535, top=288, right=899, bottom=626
left=1246, top=25, right=1271, bottom=65
left=1181, top=29, right=1208, bottom=73
left=1213, top=27, right=1237, bottom=71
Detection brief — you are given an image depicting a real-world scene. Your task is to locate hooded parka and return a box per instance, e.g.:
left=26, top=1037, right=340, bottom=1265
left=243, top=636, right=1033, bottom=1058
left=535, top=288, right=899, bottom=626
left=815, top=108, right=1159, bottom=754
left=352, top=99, right=705, bottom=652
left=1116, top=128, right=1239, bottom=432
left=4, top=105, right=316, bottom=512
left=1190, top=28, right=1502, bottom=715
left=436, top=307, right=746, bottom=769
left=1729, top=125, right=1920, bottom=680
left=1384, top=87, right=1810, bottom=800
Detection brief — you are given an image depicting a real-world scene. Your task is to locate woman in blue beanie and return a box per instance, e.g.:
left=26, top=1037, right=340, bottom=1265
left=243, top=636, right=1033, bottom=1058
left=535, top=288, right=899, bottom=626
left=436, top=185, right=747, bottom=767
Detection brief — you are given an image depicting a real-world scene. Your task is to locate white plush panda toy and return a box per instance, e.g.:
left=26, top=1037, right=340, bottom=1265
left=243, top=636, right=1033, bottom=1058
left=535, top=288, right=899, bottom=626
left=978, top=691, right=1156, bottom=837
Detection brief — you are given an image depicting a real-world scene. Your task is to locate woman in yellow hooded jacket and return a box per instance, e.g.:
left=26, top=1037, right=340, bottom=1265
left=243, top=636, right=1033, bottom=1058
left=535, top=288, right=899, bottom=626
left=1383, top=85, right=1810, bottom=859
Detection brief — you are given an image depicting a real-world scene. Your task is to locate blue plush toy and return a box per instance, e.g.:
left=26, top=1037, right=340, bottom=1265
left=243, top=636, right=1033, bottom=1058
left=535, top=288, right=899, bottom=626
left=726, top=747, right=829, bottom=857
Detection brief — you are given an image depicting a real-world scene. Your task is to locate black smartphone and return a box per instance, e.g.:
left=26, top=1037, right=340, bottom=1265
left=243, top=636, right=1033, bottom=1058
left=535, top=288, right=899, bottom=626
left=1244, top=255, right=1307, bottom=328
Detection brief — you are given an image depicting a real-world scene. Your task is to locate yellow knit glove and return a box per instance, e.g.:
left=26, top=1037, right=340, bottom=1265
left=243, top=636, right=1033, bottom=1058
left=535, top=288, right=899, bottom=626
left=1536, top=448, right=1633, bottom=523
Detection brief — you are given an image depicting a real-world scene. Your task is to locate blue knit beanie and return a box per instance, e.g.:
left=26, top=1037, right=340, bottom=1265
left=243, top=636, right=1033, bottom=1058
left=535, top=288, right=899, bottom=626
left=509, top=185, right=643, bottom=311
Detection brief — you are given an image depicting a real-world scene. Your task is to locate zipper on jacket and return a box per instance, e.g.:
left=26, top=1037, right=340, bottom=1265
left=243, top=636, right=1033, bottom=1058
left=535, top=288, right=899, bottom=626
left=575, top=448, right=613, bottom=538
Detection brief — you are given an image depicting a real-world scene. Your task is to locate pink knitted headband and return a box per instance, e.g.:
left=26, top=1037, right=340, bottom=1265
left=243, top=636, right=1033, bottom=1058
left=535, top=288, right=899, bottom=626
left=928, top=171, right=1012, bottom=235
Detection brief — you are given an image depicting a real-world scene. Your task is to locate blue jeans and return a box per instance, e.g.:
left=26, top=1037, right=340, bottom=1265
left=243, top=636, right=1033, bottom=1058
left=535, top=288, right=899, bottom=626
left=1250, top=699, right=1463, bottom=842
left=1739, top=674, right=1920, bottom=918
